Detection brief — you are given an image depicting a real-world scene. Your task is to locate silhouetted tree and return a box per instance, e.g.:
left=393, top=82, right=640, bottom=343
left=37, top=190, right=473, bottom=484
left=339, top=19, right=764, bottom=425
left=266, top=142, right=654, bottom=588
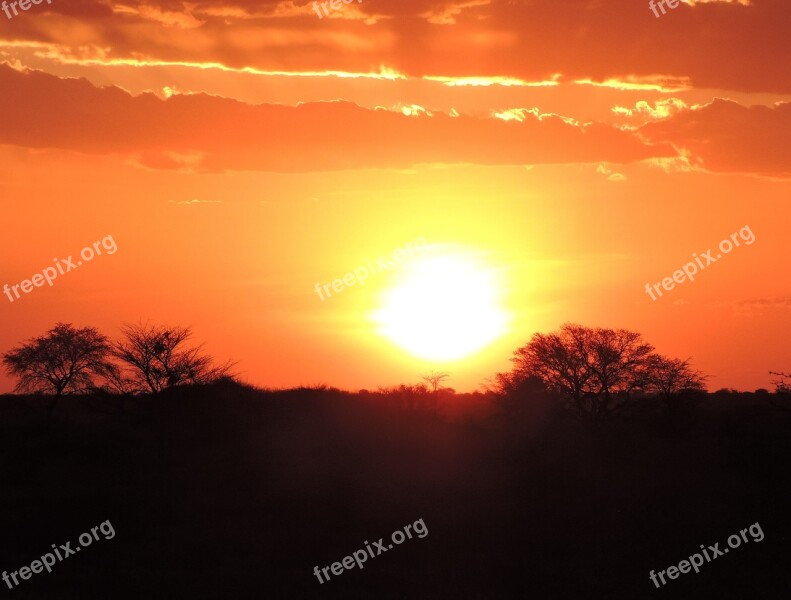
left=92, top=360, right=140, bottom=396
left=645, top=355, right=707, bottom=419
left=374, top=383, right=439, bottom=411
left=421, top=371, right=450, bottom=392
left=647, top=356, right=707, bottom=400
left=769, top=371, right=791, bottom=394
left=489, top=371, right=546, bottom=397
left=501, top=324, right=657, bottom=419
left=1, top=323, right=111, bottom=416
left=112, top=323, right=236, bottom=394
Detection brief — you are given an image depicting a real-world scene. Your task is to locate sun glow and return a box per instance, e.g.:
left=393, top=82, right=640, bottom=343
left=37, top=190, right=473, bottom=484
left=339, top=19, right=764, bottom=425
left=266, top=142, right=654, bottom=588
left=371, top=249, right=509, bottom=361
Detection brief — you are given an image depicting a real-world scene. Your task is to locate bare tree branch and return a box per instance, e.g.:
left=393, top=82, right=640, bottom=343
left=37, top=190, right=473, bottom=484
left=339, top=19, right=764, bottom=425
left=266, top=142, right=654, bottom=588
left=111, top=323, right=237, bottom=394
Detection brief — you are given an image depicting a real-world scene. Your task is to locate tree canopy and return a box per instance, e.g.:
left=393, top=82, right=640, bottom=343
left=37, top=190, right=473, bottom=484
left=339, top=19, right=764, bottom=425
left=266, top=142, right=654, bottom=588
left=2, top=323, right=112, bottom=415
left=498, top=323, right=706, bottom=418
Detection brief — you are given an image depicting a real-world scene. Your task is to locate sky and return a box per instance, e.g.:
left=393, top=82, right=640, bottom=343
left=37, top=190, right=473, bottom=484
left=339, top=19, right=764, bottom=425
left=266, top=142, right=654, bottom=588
left=0, top=0, right=789, bottom=393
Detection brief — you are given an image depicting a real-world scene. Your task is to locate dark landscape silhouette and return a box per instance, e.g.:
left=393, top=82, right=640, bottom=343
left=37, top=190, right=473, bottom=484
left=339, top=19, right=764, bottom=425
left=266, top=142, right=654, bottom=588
left=1, top=323, right=789, bottom=599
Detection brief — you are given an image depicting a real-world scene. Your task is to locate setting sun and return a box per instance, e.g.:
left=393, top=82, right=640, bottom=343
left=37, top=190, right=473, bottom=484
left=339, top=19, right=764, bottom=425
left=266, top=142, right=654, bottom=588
left=370, top=249, right=509, bottom=361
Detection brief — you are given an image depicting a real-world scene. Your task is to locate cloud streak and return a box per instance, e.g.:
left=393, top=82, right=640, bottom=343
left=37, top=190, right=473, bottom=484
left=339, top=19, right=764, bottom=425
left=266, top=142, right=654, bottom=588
left=0, top=65, right=676, bottom=173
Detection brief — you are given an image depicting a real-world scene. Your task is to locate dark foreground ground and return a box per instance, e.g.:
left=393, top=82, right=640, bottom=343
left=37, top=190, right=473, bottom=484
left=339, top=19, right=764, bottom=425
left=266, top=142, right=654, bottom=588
left=0, top=382, right=789, bottom=599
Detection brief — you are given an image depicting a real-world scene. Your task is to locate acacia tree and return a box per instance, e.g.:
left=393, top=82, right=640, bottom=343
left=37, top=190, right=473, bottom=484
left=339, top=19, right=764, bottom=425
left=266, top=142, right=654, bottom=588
left=580, top=326, right=655, bottom=414
left=499, top=323, right=703, bottom=419
left=505, top=324, right=593, bottom=407
left=648, top=356, right=707, bottom=401
left=112, top=323, right=236, bottom=393
left=421, top=371, right=450, bottom=393
left=1, top=323, right=111, bottom=416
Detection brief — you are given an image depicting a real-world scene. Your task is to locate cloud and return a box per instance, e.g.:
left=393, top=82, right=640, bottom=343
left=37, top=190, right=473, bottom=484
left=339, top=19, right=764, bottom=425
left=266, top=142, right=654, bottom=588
left=419, top=0, right=491, bottom=25
left=112, top=3, right=205, bottom=28
left=168, top=199, right=223, bottom=205
left=0, top=65, right=676, bottom=173
left=729, top=296, right=791, bottom=316
left=423, top=74, right=560, bottom=88
left=595, top=164, right=627, bottom=182
left=611, top=98, right=689, bottom=121
left=0, top=0, right=787, bottom=93
left=576, top=76, right=692, bottom=94
left=640, top=99, right=791, bottom=177
left=0, top=41, right=406, bottom=80
left=681, top=0, right=751, bottom=5
left=737, top=296, right=791, bottom=309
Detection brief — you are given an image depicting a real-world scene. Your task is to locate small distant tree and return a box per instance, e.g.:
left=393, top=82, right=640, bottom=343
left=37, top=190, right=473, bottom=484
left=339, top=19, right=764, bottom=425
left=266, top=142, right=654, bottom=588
left=112, top=323, right=236, bottom=394
left=1, top=323, right=111, bottom=416
left=421, top=371, right=450, bottom=393
left=769, top=371, right=791, bottom=394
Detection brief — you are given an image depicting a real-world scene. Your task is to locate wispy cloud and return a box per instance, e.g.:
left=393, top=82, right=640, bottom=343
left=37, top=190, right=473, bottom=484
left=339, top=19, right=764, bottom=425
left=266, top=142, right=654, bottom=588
left=168, top=199, right=223, bottom=206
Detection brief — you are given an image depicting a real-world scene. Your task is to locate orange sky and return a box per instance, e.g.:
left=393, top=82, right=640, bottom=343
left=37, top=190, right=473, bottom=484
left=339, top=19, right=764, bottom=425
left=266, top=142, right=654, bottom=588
left=1, top=0, right=789, bottom=392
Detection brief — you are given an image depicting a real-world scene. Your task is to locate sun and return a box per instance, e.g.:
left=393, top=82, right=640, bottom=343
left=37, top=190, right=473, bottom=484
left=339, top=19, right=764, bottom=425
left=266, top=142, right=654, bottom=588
left=370, top=248, right=509, bottom=361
